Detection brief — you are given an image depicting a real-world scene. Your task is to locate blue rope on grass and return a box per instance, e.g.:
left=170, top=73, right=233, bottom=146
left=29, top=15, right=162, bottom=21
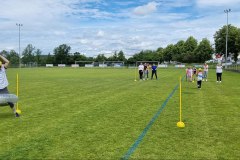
left=121, top=84, right=179, bottom=160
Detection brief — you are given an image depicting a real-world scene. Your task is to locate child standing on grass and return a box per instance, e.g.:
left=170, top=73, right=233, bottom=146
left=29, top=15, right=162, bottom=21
left=0, top=55, right=19, bottom=117
left=187, top=67, right=193, bottom=82
left=197, top=68, right=203, bottom=89
left=192, top=67, right=197, bottom=82
left=138, top=63, right=144, bottom=80
left=216, top=63, right=223, bottom=83
left=203, top=63, right=209, bottom=81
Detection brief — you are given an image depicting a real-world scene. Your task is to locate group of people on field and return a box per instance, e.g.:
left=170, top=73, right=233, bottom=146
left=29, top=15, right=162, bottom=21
left=186, top=63, right=223, bottom=89
left=138, top=63, right=158, bottom=80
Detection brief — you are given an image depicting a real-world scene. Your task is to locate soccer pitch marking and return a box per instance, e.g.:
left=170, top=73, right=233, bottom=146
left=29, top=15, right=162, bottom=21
left=122, top=82, right=180, bottom=160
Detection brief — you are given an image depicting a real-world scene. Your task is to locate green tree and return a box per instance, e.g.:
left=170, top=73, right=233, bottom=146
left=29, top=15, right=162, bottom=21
left=53, top=44, right=71, bottom=64
left=46, top=53, right=54, bottom=64
left=0, top=50, right=9, bottom=57
left=22, top=44, right=35, bottom=64
left=173, top=40, right=185, bottom=62
left=117, top=50, right=126, bottom=62
left=156, top=47, right=164, bottom=63
left=95, top=54, right=107, bottom=62
left=35, top=49, right=42, bottom=65
left=214, top=25, right=239, bottom=58
left=7, top=50, right=20, bottom=66
left=108, top=51, right=118, bottom=61
left=73, top=52, right=87, bottom=61
left=163, top=44, right=175, bottom=63
left=234, top=28, right=240, bottom=62
left=183, top=36, right=198, bottom=63
left=195, top=38, right=214, bottom=63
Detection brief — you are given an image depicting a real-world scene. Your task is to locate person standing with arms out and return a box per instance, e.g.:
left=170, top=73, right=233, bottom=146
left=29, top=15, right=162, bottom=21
left=203, top=63, right=209, bottom=81
left=0, top=55, right=19, bottom=117
left=151, top=63, right=158, bottom=80
left=197, top=68, right=203, bottom=89
left=216, top=63, right=223, bottom=83
left=138, top=63, right=144, bottom=80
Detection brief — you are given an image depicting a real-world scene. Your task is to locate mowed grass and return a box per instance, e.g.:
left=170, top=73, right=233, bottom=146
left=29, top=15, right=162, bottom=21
left=0, top=67, right=239, bottom=159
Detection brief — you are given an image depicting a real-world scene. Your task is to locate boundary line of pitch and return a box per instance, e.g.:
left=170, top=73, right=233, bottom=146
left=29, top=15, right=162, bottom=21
left=121, top=82, right=180, bottom=160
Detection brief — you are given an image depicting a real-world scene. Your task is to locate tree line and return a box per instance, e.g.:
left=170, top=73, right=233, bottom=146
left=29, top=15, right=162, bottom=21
left=1, top=25, right=240, bottom=67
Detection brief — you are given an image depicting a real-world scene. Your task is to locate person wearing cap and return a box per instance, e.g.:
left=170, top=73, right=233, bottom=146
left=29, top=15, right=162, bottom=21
left=0, top=55, right=19, bottom=117
left=197, top=68, right=203, bottom=89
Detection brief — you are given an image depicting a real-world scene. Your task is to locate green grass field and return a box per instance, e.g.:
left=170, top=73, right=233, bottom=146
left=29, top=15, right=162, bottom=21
left=0, top=68, right=239, bottom=159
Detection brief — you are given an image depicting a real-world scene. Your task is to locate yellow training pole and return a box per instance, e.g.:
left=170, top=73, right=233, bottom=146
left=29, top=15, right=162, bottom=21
left=16, top=73, right=21, bottom=114
left=177, top=76, right=185, bottom=128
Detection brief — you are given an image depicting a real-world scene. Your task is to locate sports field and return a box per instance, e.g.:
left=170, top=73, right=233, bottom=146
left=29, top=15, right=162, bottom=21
left=0, top=67, right=239, bottom=159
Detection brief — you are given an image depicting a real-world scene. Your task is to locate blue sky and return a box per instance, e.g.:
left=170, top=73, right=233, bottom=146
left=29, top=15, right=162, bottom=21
left=0, top=0, right=240, bottom=57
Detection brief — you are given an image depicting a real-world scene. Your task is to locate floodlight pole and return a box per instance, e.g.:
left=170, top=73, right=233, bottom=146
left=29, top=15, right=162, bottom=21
left=16, top=23, right=23, bottom=68
left=224, top=9, right=231, bottom=68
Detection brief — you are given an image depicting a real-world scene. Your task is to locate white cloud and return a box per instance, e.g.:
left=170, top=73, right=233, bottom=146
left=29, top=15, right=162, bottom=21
left=97, top=30, right=105, bottom=37
left=197, top=0, right=240, bottom=7
left=133, top=2, right=158, bottom=16
left=0, top=0, right=240, bottom=57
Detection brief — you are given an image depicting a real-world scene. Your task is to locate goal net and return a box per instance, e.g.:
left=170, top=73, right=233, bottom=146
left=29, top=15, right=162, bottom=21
left=102, top=61, right=124, bottom=68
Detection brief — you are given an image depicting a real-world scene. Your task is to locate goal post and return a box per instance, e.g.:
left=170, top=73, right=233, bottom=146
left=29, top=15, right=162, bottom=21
left=102, top=61, right=125, bottom=68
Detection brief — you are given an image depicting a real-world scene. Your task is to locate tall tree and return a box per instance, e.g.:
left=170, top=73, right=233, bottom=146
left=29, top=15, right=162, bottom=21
left=156, top=47, right=164, bottom=63
left=95, top=54, right=107, bottom=62
left=163, top=44, right=175, bottom=63
left=69, top=52, right=87, bottom=64
left=214, top=25, right=239, bottom=58
left=117, top=50, right=126, bottom=62
left=195, top=38, right=214, bottom=63
left=22, top=44, right=35, bottom=64
left=53, top=44, right=71, bottom=64
left=0, top=50, right=8, bottom=57
left=7, top=50, right=20, bottom=66
left=35, top=49, right=42, bottom=65
left=108, top=51, right=118, bottom=61
left=173, top=40, right=185, bottom=62
left=46, top=53, right=54, bottom=64
left=234, top=28, right=240, bottom=62
left=183, top=36, right=198, bottom=63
